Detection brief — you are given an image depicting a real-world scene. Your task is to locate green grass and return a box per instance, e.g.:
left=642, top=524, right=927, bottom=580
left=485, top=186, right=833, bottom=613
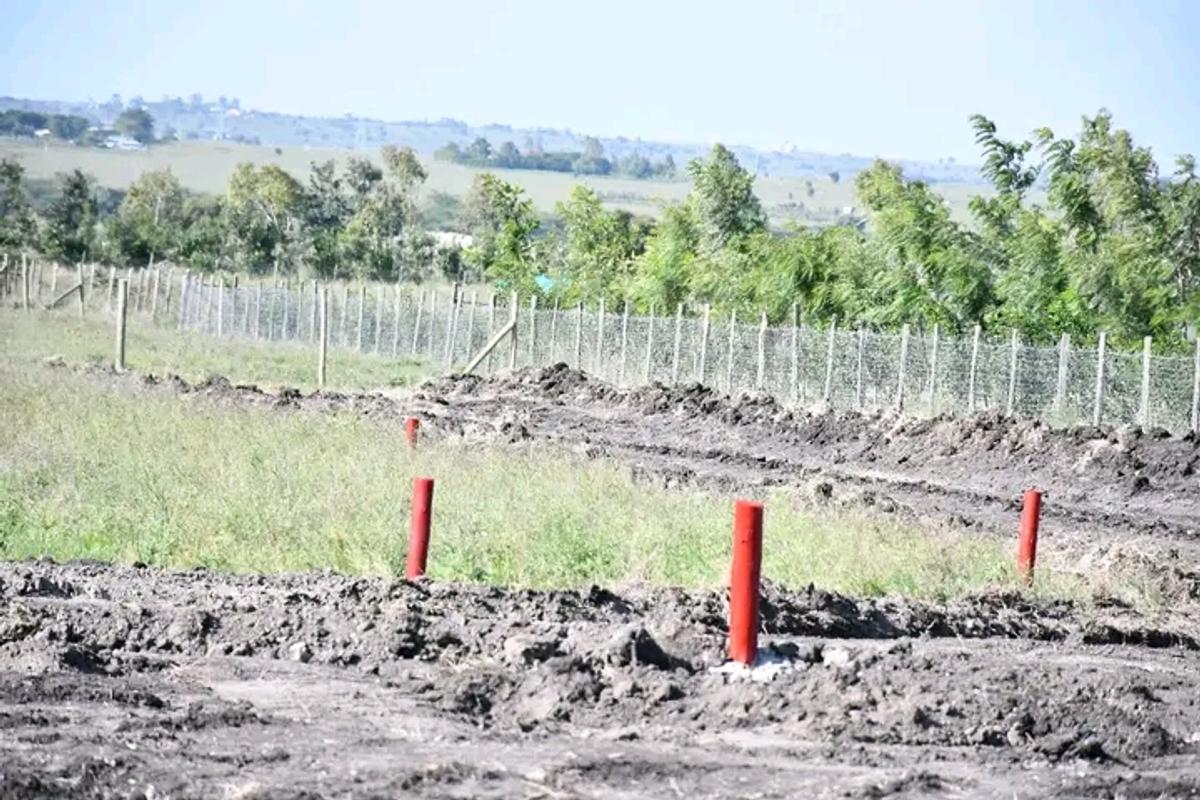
left=0, top=341, right=1066, bottom=600
left=0, top=309, right=433, bottom=393
left=1, top=138, right=1024, bottom=224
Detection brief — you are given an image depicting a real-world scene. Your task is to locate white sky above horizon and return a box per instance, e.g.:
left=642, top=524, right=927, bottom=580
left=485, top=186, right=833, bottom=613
left=2, top=0, right=1197, bottom=165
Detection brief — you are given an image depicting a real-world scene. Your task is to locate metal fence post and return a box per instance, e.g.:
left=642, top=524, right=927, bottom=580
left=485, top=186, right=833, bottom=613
left=619, top=300, right=630, bottom=386
left=1191, top=337, right=1200, bottom=435
left=823, top=317, right=837, bottom=404
left=643, top=304, right=656, bottom=383
left=928, top=324, right=940, bottom=414
left=1054, top=333, right=1070, bottom=416
left=671, top=304, right=684, bottom=384
left=967, top=324, right=981, bottom=412
left=755, top=312, right=767, bottom=391
left=1093, top=331, right=1107, bottom=427
left=1139, top=336, right=1152, bottom=427
left=1006, top=329, right=1019, bottom=416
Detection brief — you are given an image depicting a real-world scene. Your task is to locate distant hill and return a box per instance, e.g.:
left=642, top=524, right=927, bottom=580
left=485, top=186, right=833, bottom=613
left=0, top=94, right=986, bottom=186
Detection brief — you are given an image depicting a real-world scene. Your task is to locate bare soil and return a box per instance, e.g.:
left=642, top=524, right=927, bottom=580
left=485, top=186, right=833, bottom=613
left=5, top=362, right=1200, bottom=798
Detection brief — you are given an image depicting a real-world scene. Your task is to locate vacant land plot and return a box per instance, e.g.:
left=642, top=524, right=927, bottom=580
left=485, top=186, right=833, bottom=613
left=2, top=309, right=1199, bottom=797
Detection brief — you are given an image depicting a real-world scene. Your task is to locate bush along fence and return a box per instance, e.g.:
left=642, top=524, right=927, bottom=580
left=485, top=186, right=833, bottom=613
left=5, top=257, right=1200, bottom=435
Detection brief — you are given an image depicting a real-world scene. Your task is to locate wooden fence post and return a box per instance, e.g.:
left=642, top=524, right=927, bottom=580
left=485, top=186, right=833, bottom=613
left=526, top=295, right=539, bottom=366
left=115, top=278, right=128, bottom=371
left=151, top=268, right=161, bottom=320
left=217, top=279, right=226, bottom=337
left=1006, top=329, right=1019, bottom=416
left=822, top=317, right=837, bottom=403
left=967, top=324, right=981, bottom=412
left=178, top=272, right=190, bottom=330
left=1054, top=333, right=1070, bottom=416
left=755, top=312, right=768, bottom=391
left=356, top=284, right=366, bottom=352
left=508, top=291, right=520, bottom=370
left=671, top=304, right=684, bottom=384
left=49, top=262, right=59, bottom=299
left=548, top=299, right=560, bottom=362
left=1093, top=331, right=1107, bottom=427
left=375, top=285, right=385, bottom=355
left=310, top=280, right=319, bottom=343
left=698, top=304, right=711, bottom=384
left=486, top=294, right=498, bottom=373
left=465, top=291, right=478, bottom=360
left=107, top=265, right=116, bottom=313
left=21, top=256, right=30, bottom=312
left=643, top=304, right=656, bottom=383
left=928, top=324, right=940, bottom=414
left=391, top=287, right=404, bottom=356
left=897, top=324, right=910, bottom=410
left=338, top=282, right=349, bottom=347
left=1139, top=336, right=1153, bottom=427
left=318, top=285, right=329, bottom=388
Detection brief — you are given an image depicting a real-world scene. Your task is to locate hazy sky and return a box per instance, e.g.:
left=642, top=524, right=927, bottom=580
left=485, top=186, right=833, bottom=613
left=2, top=0, right=1197, bottom=164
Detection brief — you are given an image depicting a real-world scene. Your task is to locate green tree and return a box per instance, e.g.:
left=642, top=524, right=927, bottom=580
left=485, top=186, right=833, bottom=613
left=461, top=174, right=540, bottom=292
left=687, top=144, right=766, bottom=250
left=553, top=186, right=648, bottom=303
left=114, top=108, right=155, bottom=144
left=223, top=163, right=306, bottom=272
left=854, top=160, right=992, bottom=330
left=42, top=170, right=97, bottom=262
left=0, top=158, right=36, bottom=252
left=114, top=169, right=185, bottom=264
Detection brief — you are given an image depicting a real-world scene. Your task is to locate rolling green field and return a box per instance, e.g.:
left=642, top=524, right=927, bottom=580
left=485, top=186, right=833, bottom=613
left=0, top=138, right=1006, bottom=223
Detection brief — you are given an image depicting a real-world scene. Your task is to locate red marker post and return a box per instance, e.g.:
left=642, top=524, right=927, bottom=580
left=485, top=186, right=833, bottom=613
left=406, top=477, right=435, bottom=579
left=729, top=499, right=764, bottom=665
left=405, top=417, right=420, bottom=448
left=1017, top=489, right=1042, bottom=586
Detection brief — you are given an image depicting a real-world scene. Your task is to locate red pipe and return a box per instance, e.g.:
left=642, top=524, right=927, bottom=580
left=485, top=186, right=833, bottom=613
left=407, top=477, right=435, bottom=579
left=405, top=417, right=420, bottom=448
left=729, top=499, right=764, bottom=665
left=1017, top=489, right=1041, bottom=586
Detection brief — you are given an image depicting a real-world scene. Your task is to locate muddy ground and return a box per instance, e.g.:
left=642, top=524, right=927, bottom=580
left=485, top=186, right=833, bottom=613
left=3, top=560, right=1200, bottom=799
left=4, top=362, right=1200, bottom=797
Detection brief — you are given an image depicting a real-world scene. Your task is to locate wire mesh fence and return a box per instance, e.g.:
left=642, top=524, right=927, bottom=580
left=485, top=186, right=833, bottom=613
left=12, top=262, right=1200, bottom=435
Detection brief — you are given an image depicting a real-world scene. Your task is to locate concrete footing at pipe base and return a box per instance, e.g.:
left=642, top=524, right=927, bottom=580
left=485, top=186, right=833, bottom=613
left=712, top=638, right=907, bottom=682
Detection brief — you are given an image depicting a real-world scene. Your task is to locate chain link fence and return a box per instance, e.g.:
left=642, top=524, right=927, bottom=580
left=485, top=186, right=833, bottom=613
left=17, top=262, right=1198, bottom=435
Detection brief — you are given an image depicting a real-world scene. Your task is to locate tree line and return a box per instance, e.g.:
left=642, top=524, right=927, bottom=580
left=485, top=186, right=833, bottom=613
left=435, top=136, right=677, bottom=179
left=0, top=107, right=156, bottom=145
left=2, top=109, right=1197, bottom=350
left=464, top=111, right=1200, bottom=351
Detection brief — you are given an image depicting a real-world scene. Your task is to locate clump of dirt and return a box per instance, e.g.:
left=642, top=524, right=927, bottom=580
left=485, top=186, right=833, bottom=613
left=3, top=559, right=1200, bottom=797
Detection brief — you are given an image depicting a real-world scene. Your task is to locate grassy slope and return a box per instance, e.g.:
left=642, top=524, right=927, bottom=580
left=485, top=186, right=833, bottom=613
left=0, top=138, right=1006, bottom=222
left=0, top=307, right=1121, bottom=604
left=0, top=308, right=433, bottom=393
left=0, top=351, right=1025, bottom=597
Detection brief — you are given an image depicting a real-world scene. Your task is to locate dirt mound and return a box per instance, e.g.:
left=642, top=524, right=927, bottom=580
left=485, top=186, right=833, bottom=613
left=3, top=560, right=1200, bottom=796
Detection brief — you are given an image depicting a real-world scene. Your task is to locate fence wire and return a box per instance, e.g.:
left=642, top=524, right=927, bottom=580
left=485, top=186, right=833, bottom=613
left=30, top=264, right=1200, bottom=436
